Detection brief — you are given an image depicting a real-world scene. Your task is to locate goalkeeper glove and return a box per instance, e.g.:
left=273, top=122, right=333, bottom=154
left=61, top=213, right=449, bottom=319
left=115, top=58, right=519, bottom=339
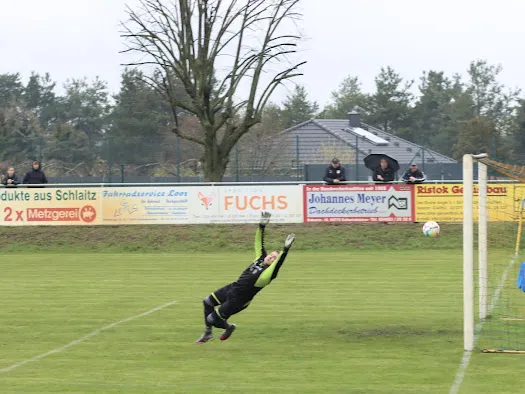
left=284, top=233, right=295, bottom=250
left=260, top=211, right=271, bottom=226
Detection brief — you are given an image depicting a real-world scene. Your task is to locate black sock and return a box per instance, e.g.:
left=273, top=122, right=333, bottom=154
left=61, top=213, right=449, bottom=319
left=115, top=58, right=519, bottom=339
left=203, top=299, right=214, bottom=328
left=206, top=311, right=228, bottom=329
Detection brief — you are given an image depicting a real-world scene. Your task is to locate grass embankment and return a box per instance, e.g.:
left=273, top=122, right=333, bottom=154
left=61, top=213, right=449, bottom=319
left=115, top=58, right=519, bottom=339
left=0, top=222, right=516, bottom=253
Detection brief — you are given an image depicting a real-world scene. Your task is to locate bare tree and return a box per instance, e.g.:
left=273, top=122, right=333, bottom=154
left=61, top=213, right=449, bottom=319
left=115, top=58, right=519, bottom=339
left=235, top=103, right=286, bottom=175
left=121, top=0, right=305, bottom=181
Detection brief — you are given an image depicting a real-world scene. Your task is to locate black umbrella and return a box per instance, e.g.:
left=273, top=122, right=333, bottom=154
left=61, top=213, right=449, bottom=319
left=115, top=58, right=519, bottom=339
left=363, top=154, right=400, bottom=172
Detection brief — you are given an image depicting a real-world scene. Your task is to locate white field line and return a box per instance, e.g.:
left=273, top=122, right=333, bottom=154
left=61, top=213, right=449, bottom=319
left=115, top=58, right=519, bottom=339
left=449, top=258, right=516, bottom=394
left=0, top=300, right=178, bottom=374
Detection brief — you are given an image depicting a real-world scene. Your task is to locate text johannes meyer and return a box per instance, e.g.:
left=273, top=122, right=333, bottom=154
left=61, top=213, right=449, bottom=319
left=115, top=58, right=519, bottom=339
left=307, top=193, right=387, bottom=216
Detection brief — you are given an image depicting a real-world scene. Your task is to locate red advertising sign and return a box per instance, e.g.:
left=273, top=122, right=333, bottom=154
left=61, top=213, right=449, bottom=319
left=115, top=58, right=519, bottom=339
left=26, top=206, right=97, bottom=223
left=303, top=184, right=415, bottom=223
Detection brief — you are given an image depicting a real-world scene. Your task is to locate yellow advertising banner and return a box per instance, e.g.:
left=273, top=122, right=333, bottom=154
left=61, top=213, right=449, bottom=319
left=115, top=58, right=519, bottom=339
left=100, top=187, right=191, bottom=224
left=0, top=188, right=100, bottom=226
left=415, top=184, right=525, bottom=222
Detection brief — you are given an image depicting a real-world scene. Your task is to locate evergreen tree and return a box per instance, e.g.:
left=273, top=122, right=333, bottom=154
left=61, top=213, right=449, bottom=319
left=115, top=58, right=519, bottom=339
left=24, top=72, right=57, bottom=129
left=454, top=117, right=499, bottom=160
left=281, top=85, right=318, bottom=128
left=366, top=66, right=414, bottom=138
left=321, top=76, right=369, bottom=119
left=108, top=68, right=170, bottom=173
left=466, top=60, right=520, bottom=132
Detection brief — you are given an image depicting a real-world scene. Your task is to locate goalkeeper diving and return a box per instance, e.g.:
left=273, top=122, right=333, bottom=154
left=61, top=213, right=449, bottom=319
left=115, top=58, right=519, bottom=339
left=195, top=211, right=295, bottom=343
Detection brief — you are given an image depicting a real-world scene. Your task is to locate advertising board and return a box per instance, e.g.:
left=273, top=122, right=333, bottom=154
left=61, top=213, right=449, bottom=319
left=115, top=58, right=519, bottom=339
left=414, top=184, right=518, bottom=222
left=0, top=188, right=100, bottom=226
left=7, top=182, right=521, bottom=226
left=188, top=185, right=303, bottom=223
left=101, top=187, right=191, bottom=224
left=303, top=184, right=414, bottom=223
left=99, top=185, right=303, bottom=224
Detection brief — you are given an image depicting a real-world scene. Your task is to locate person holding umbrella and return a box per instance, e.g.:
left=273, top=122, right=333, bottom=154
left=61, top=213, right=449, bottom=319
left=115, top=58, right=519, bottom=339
left=363, top=154, right=399, bottom=183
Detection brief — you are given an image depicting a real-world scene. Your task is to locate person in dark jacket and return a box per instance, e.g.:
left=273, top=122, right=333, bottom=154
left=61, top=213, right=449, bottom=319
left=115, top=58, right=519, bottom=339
left=323, top=158, right=346, bottom=184
left=402, top=163, right=426, bottom=184
left=3, top=167, right=20, bottom=186
left=373, top=158, right=395, bottom=182
left=23, top=160, right=48, bottom=185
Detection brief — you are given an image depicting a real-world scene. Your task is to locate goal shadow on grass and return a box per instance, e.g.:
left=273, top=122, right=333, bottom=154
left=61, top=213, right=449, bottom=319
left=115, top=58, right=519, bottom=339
left=337, top=326, right=461, bottom=339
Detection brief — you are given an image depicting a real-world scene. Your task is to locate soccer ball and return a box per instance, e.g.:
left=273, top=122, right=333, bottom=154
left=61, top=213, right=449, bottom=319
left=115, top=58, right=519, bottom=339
left=422, top=221, right=440, bottom=238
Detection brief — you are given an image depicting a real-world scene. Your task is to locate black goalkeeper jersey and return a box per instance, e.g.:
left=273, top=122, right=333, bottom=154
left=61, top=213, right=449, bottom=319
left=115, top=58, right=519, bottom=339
left=229, top=225, right=289, bottom=300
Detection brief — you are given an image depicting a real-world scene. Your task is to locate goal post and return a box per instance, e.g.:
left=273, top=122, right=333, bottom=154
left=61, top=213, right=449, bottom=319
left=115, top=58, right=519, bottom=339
left=478, top=159, right=488, bottom=321
left=463, top=153, right=475, bottom=351
left=463, top=153, right=525, bottom=353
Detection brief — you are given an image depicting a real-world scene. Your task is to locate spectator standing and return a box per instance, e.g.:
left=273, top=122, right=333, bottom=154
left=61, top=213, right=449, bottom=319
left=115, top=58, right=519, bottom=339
left=323, top=158, right=346, bottom=184
left=373, top=158, right=395, bottom=182
left=3, top=167, right=20, bottom=186
left=402, top=163, right=426, bottom=184
left=23, top=160, right=48, bottom=185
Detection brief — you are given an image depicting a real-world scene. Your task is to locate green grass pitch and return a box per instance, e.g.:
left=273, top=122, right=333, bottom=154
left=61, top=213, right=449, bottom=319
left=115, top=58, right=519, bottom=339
left=0, top=248, right=522, bottom=393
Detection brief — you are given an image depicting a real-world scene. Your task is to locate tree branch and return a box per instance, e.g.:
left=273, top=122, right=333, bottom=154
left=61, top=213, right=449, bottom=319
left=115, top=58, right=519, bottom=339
left=171, top=126, right=205, bottom=145
left=245, top=0, right=302, bottom=117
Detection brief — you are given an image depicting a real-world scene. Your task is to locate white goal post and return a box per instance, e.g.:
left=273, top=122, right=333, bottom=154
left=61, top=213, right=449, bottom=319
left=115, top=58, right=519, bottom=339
left=463, top=153, right=489, bottom=351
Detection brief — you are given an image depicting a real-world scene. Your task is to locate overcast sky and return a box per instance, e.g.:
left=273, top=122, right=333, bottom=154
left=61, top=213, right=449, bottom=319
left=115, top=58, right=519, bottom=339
left=2, top=0, right=524, bottom=107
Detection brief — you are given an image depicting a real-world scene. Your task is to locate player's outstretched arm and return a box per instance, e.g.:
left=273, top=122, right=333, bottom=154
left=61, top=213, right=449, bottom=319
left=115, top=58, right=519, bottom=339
left=256, top=233, right=296, bottom=287
left=255, top=211, right=271, bottom=258
left=269, top=233, right=295, bottom=281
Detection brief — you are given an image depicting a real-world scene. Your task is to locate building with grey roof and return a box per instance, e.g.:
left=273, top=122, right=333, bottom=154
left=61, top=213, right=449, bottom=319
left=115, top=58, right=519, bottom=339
left=283, top=112, right=455, bottom=164
left=239, top=111, right=459, bottom=181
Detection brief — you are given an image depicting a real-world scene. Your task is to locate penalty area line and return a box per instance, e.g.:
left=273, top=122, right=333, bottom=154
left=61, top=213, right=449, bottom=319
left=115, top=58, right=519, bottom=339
left=449, top=257, right=516, bottom=394
left=0, top=299, right=178, bottom=374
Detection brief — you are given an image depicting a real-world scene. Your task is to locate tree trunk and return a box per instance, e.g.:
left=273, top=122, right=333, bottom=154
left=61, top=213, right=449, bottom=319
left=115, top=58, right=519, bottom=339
left=201, top=156, right=229, bottom=181
left=201, top=133, right=230, bottom=181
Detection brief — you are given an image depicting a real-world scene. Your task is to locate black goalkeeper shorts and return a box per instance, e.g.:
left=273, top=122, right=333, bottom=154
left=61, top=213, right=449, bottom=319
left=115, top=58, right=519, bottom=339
left=208, top=284, right=252, bottom=320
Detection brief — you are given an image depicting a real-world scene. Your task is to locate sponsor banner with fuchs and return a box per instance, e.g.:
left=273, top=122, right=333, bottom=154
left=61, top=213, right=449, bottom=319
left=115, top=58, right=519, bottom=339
left=188, top=185, right=303, bottom=223
left=303, top=184, right=414, bottom=223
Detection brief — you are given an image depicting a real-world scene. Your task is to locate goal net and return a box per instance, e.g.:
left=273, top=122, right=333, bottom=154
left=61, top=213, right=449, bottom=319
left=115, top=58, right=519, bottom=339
left=463, top=154, right=525, bottom=353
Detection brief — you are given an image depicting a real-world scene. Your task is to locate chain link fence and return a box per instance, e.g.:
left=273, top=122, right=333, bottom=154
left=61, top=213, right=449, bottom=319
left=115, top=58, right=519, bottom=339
left=0, top=133, right=465, bottom=183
